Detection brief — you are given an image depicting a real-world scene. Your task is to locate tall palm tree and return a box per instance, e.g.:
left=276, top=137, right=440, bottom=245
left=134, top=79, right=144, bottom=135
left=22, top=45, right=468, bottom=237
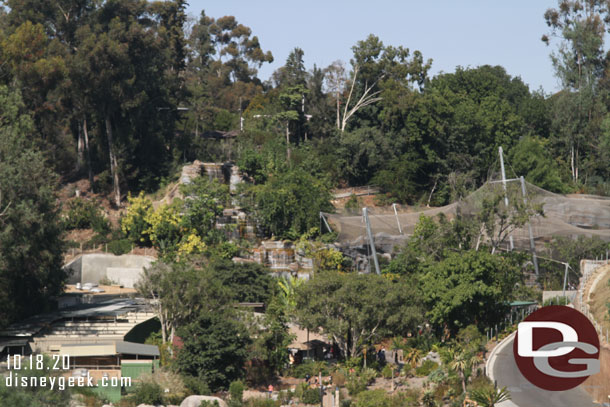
left=469, top=386, right=511, bottom=407
left=449, top=349, right=482, bottom=393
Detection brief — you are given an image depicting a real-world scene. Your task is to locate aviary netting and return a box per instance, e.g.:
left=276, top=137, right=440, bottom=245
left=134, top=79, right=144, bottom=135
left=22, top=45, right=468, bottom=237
left=323, top=176, right=610, bottom=253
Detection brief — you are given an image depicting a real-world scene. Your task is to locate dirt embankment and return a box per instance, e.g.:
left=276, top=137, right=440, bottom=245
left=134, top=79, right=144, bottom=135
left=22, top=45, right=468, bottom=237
left=583, top=264, right=610, bottom=403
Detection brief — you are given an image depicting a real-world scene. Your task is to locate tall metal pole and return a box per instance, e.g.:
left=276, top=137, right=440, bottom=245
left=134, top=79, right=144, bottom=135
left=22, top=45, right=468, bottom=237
left=499, top=147, right=514, bottom=250
left=363, top=208, right=381, bottom=275
left=320, top=212, right=332, bottom=234
left=392, top=203, right=403, bottom=234
left=562, top=262, right=569, bottom=298
left=520, top=176, right=539, bottom=275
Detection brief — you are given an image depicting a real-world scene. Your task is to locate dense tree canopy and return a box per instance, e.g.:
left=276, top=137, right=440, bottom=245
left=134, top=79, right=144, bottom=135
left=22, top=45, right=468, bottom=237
left=175, top=309, right=250, bottom=391
left=0, top=86, right=65, bottom=328
left=295, top=271, right=424, bottom=358
left=420, top=250, right=519, bottom=333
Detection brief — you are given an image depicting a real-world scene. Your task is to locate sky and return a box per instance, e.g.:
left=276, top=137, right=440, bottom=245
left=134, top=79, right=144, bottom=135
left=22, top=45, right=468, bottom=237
left=185, top=0, right=561, bottom=93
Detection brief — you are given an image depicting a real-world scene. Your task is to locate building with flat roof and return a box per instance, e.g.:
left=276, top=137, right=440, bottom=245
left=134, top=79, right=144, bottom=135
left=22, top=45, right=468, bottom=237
left=61, top=340, right=160, bottom=403
left=0, top=298, right=158, bottom=357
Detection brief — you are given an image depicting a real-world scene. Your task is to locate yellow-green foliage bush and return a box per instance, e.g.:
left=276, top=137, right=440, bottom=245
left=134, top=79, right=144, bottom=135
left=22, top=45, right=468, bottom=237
left=121, top=178, right=228, bottom=259
left=121, top=192, right=153, bottom=244
left=177, top=233, right=207, bottom=257
left=144, top=201, right=183, bottom=249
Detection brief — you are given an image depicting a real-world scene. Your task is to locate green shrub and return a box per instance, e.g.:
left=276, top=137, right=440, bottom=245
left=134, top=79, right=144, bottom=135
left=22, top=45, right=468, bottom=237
left=64, top=197, right=108, bottom=232
left=245, top=399, right=280, bottom=407
left=91, top=214, right=111, bottom=236
left=86, top=232, right=109, bottom=248
left=94, top=170, right=113, bottom=194
left=229, top=380, right=245, bottom=407
left=342, top=356, right=363, bottom=371
left=107, top=239, right=132, bottom=255
left=406, top=333, right=437, bottom=353
left=353, top=389, right=390, bottom=407
left=289, top=360, right=330, bottom=378
left=301, top=387, right=321, bottom=404
left=346, top=368, right=377, bottom=396
left=467, top=374, right=494, bottom=392
left=211, top=241, right=241, bottom=259
left=428, top=367, right=446, bottom=384
left=131, top=381, right=163, bottom=405
left=415, top=360, right=438, bottom=377
left=182, top=375, right=210, bottom=395
left=381, top=365, right=394, bottom=379
left=353, top=389, right=420, bottom=407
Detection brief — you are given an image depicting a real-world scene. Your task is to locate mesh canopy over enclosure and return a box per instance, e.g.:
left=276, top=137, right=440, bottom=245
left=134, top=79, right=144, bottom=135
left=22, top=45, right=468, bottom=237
left=323, top=180, right=610, bottom=251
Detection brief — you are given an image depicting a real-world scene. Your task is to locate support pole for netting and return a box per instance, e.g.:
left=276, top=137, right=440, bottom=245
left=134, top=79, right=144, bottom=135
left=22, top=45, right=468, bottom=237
left=392, top=203, right=403, bottom=234
left=363, top=208, right=380, bottom=275
left=320, top=212, right=332, bottom=234
left=520, top=176, right=539, bottom=276
left=499, top=146, right=514, bottom=250
left=562, top=262, right=569, bottom=298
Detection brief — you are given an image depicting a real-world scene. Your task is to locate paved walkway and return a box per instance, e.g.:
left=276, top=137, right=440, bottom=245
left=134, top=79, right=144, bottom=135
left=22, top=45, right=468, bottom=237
left=492, top=335, right=598, bottom=407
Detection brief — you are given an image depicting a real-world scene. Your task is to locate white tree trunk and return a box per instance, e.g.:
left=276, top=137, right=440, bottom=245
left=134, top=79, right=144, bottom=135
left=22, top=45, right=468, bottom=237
left=570, top=144, right=575, bottom=182
left=105, top=116, right=121, bottom=207
left=77, top=124, right=84, bottom=172
left=286, top=121, right=291, bottom=162
left=336, top=93, right=341, bottom=130
left=82, top=118, right=94, bottom=188
left=574, top=148, right=578, bottom=181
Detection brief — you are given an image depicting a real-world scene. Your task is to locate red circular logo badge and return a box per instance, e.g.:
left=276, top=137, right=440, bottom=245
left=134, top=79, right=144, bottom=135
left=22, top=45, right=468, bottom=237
left=513, top=305, right=600, bottom=391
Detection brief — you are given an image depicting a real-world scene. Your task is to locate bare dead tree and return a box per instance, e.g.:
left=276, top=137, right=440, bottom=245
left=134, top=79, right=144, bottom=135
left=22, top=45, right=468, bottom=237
left=340, top=65, right=383, bottom=132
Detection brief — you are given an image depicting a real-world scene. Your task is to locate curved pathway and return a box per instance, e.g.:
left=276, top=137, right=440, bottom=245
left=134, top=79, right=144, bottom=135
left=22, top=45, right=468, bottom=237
left=491, top=335, right=598, bottom=407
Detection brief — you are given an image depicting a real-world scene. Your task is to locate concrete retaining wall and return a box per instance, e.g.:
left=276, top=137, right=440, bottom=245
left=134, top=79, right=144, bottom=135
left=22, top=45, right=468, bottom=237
left=106, top=267, right=145, bottom=288
left=64, top=254, right=155, bottom=288
left=541, top=290, right=577, bottom=303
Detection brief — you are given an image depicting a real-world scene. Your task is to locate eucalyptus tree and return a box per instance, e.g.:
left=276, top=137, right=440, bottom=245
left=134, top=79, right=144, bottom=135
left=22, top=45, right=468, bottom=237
left=542, top=0, right=608, bottom=183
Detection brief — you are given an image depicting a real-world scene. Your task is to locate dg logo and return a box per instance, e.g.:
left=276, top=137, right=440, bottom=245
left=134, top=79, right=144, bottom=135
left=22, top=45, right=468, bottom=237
left=513, top=305, right=600, bottom=391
